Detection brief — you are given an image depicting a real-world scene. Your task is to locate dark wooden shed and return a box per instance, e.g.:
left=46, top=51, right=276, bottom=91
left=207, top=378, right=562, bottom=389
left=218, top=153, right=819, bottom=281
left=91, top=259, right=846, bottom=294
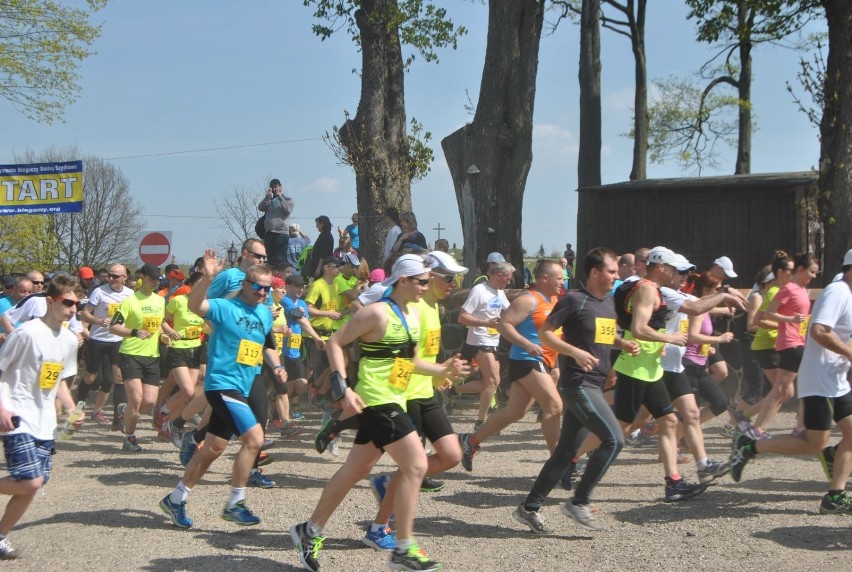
left=576, top=172, right=821, bottom=287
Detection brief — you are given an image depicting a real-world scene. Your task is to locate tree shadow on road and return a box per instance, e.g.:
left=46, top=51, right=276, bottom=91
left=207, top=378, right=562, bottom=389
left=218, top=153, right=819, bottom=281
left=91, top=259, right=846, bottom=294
left=141, top=554, right=297, bottom=571
left=752, top=525, right=852, bottom=550
left=415, top=515, right=594, bottom=541
left=16, top=508, right=165, bottom=531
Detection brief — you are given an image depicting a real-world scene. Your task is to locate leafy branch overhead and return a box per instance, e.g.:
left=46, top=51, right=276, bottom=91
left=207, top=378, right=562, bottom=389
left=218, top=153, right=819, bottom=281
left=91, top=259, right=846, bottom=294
left=0, top=0, right=107, bottom=123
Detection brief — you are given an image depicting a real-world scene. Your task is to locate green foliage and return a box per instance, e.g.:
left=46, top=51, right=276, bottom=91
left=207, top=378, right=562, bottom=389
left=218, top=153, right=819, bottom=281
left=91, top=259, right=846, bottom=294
left=686, top=0, right=818, bottom=45
left=786, top=32, right=825, bottom=129
left=0, top=214, right=60, bottom=273
left=646, top=75, right=739, bottom=174
left=302, top=0, right=466, bottom=68
left=0, top=0, right=107, bottom=123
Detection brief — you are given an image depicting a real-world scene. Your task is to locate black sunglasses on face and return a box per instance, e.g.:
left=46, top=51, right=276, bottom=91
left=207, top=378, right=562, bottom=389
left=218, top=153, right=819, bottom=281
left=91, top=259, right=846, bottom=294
left=432, top=273, right=455, bottom=283
left=53, top=297, right=78, bottom=307
left=245, top=280, right=272, bottom=293
left=108, top=273, right=125, bottom=279
left=31, top=281, right=44, bottom=285
left=247, top=251, right=267, bottom=261
left=409, top=277, right=430, bottom=286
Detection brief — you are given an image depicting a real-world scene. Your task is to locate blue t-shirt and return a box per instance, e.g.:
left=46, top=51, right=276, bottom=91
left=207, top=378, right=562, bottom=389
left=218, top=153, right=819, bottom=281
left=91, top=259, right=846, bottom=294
left=282, top=296, right=310, bottom=359
left=345, top=224, right=359, bottom=250
left=0, top=295, right=13, bottom=333
left=204, top=297, right=273, bottom=396
left=207, top=268, right=246, bottom=299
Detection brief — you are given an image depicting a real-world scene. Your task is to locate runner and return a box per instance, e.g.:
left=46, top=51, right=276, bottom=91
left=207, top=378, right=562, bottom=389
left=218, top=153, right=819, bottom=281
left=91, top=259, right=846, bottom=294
left=290, top=254, right=469, bottom=572
left=514, top=248, right=637, bottom=533
left=0, top=276, right=85, bottom=559
left=730, top=249, right=852, bottom=515
left=159, top=250, right=286, bottom=528
left=109, top=264, right=165, bottom=452
left=458, top=259, right=563, bottom=471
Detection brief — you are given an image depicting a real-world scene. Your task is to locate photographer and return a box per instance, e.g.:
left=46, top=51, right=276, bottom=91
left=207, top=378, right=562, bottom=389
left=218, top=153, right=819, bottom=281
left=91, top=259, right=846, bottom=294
left=257, top=178, right=294, bottom=267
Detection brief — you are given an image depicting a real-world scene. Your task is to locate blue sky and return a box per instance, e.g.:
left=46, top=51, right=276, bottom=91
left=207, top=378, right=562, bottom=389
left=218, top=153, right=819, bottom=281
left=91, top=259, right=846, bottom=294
left=1, top=1, right=825, bottom=264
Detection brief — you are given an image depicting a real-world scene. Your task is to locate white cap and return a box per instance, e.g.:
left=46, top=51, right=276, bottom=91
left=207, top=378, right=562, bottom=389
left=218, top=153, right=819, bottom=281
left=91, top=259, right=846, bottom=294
left=343, top=252, right=360, bottom=267
left=713, top=256, right=738, bottom=278
left=647, top=246, right=677, bottom=267
left=424, top=251, right=468, bottom=275
left=672, top=253, right=696, bottom=272
left=843, top=249, right=852, bottom=266
left=486, top=252, right=505, bottom=264
left=762, top=271, right=775, bottom=284
left=382, top=254, right=428, bottom=287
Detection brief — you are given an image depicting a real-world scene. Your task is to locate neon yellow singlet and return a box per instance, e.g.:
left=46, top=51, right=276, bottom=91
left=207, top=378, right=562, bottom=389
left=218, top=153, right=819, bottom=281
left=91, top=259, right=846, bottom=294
left=406, top=298, right=442, bottom=400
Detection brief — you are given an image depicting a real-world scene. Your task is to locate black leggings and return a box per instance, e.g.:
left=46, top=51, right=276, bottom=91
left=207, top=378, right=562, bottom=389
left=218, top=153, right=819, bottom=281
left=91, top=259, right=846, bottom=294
left=682, top=360, right=728, bottom=416
left=525, top=384, right=624, bottom=508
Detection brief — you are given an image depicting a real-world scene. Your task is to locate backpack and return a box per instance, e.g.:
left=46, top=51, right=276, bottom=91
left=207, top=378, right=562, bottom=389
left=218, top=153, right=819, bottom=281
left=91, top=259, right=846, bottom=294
left=254, top=214, right=266, bottom=239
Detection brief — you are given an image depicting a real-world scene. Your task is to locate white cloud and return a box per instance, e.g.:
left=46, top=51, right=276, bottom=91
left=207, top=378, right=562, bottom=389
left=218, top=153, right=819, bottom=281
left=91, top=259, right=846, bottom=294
left=601, top=143, right=613, bottom=157
left=299, top=176, right=341, bottom=195
left=604, top=87, right=634, bottom=112
left=533, top=123, right=579, bottom=159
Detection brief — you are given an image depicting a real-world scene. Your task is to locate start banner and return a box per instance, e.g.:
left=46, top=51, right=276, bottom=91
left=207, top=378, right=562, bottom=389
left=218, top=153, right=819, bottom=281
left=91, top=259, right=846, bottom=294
left=0, top=160, right=84, bottom=215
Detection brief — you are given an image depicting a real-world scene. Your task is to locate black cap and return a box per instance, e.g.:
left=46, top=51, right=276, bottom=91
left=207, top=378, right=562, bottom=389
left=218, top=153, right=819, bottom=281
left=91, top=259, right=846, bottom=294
left=1, top=275, right=16, bottom=288
left=139, top=263, right=160, bottom=281
left=322, top=256, right=343, bottom=267
left=285, top=274, right=307, bottom=286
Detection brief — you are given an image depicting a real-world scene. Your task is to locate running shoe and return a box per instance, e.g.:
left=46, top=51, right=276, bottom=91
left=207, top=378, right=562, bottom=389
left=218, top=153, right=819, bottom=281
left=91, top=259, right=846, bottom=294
left=730, top=434, right=756, bottom=482
left=420, top=477, right=446, bottom=493
left=261, top=438, right=274, bottom=451
left=819, top=444, right=837, bottom=482
left=697, top=458, right=730, bottom=484
left=179, top=431, right=198, bottom=467
left=473, top=419, right=485, bottom=433
left=314, top=417, right=336, bottom=454
left=819, top=491, right=852, bottom=515
left=157, top=425, right=172, bottom=443
left=389, top=542, right=442, bottom=571
left=574, top=457, right=588, bottom=478
left=676, top=448, right=690, bottom=464
left=221, top=500, right=261, bottom=526
left=291, top=410, right=305, bottom=420
left=791, top=427, right=806, bottom=438
left=92, top=410, right=109, bottom=423
left=258, top=451, right=273, bottom=466
left=281, top=422, right=304, bottom=439
left=0, top=537, right=21, bottom=560
left=159, top=495, right=193, bottom=529
left=247, top=468, right=276, bottom=488
left=459, top=433, right=479, bottom=472
left=370, top=475, right=390, bottom=503
left=512, top=503, right=552, bottom=535
left=663, top=478, right=708, bottom=502
left=291, top=522, right=324, bottom=572
left=625, top=432, right=655, bottom=447
left=168, top=420, right=183, bottom=448
left=721, top=423, right=736, bottom=437
left=122, top=435, right=142, bottom=452
left=561, top=500, right=601, bottom=531
left=362, top=525, right=397, bottom=551
left=328, top=438, right=340, bottom=457
left=153, top=409, right=168, bottom=431
left=113, top=403, right=126, bottom=432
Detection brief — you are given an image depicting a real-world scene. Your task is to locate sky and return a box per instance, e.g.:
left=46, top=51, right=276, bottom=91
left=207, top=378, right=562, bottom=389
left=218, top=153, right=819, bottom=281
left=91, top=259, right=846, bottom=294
left=0, top=1, right=827, bottom=265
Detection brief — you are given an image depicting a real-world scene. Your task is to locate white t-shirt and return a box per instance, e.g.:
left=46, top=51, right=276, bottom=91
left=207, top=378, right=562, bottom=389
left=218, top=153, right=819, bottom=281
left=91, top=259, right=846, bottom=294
left=3, top=294, right=83, bottom=333
left=86, top=284, right=133, bottom=342
left=0, top=319, right=79, bottom=439
left=383, top=225, right=402, bottom=260
left=358, top=283, right=391, bottom=307
left=461, top=282, right=509, bottom=346
left=660, top=287, right=693, bottom=373
left=797, top=281, right=852, bottom=398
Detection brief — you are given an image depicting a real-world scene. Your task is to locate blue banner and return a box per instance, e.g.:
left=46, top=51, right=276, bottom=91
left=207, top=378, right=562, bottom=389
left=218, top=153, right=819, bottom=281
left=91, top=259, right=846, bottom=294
left=0, top=160, right=84, bottom=215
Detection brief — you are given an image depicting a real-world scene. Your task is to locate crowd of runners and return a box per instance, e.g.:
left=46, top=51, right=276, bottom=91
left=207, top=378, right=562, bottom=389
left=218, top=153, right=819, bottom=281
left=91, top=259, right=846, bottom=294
left=1, top=180, right=851, bottom=571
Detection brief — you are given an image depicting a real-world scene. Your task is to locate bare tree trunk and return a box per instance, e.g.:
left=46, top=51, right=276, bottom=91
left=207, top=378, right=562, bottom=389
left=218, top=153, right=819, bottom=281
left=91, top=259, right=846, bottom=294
left=441, top=0, right=543, bottom=287
left=629, top=0, right=648, bottom=181
left=735, top=5, right=752, bottom=175
left=820, top=0, right=852, bottom=275
left=337, top=0, right=412, bottom=267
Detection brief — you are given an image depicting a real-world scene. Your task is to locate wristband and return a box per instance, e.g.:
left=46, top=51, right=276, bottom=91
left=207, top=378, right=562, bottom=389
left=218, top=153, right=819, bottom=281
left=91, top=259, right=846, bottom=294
left=273, top=365, right=285, bottom=371
left=329, top=371, right=349, bottom=402
left=130, top=329, right=138, bottom=338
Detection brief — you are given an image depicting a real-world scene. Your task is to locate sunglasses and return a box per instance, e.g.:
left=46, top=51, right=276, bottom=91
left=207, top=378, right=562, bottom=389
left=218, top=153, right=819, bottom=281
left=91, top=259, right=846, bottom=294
left=53, top=297, right=79, bottom=307
left=408, top=277, right=430, bottom=286
left=31, top=280, right=44, bottom=285
left=247, top=251, right=268, bottom=261
left=432, top=273, right=455, bottom=283
left=245, top=280, right=272, bottom=293
left=108, top=273, right=125, bottom=279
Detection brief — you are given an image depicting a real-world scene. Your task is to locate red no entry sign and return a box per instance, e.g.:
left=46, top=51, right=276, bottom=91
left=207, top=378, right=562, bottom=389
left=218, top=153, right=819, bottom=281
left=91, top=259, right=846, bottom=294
left=138, top=231, right=171, bottom=266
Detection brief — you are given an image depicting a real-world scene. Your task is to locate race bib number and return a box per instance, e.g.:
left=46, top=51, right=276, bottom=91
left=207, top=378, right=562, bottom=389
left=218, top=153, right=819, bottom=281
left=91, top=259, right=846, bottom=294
left=184, top=326, right=202, bottom=340
left=274, top=333, right=284, bottom=351
left=699, top=344, right=710, bottom=357
left=679, top=319, right=688, bottom=335
left=594, top=317, right=616, bottom=345
left=236, top=339, right=263, bottom=367
left=388, top=358, right=414, bottom=391
left=799, top=316, right=810, bottom=337
left=423, top=329, right=441, bottom=356
left=288, top=333, right=302, bottom=350
left=327, top=301, right=337, bottom=312
left=485, top=327, right=499, bottom=336
left=39, top=362, right=63, bottom=390
left=107, top=303, right=119, bottom=318
left=143, top=316, right=161, bottom=334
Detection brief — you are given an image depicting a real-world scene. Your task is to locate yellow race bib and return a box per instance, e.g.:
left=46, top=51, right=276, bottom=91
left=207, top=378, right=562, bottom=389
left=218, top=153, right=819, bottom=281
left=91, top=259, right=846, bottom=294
left=288, top=333, right=302, bottom=350
left=39, top=362, right=63, bottom=390
left=594, top=317, right=616, bottom=345
left=423, top=329, right=441, bottom=356
left=184, top=325, right=202, bottom=340
left=274, top=333, right=284, bottom=351
left=143, top=316, right=162, bottom=334
left=679, top=319, right=688, bottom=335
left=485, top=327, right=499, bottom=336
left=388, top=357, right=415, bottom=391
left=699, top=344, right=710, bottom=357
left=236, top=339, right=263, bottom=367
left=799, top=316, right=810, bottom=337
left=107, top=303, right=119, bottom=318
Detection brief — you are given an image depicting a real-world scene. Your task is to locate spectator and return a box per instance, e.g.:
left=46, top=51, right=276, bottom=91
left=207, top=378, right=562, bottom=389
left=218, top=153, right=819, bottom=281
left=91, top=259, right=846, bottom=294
left=286, top=224, right=311, bottom=275
left=389, top=211, right=427, bottom=256
left=258, top=178, right=294, bottom=267
left=339, top=213, right=360, bottom=252
left=305, top=215, right=335, bottom=279
left=382, top=206, right=402, bottom=262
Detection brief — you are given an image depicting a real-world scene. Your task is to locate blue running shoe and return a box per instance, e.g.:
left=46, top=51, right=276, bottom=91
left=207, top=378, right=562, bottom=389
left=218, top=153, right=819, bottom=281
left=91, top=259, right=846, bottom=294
left=370, top=475, right=390, bottom=503
left=247, top=468, right=276, bottom=488
left=179, top=431, right=198, bottom=467
left=362, top=525, right=397, bottom=551
left=221, top=500, right=260, bottom=526
left=291, top=411, right=305, bottom=420
left=159, top=495, right=192, bottom=529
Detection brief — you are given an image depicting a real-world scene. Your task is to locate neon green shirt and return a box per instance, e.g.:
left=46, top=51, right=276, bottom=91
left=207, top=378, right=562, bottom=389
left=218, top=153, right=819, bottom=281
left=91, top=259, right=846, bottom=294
left=117, top=291, right=165, bottom=357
